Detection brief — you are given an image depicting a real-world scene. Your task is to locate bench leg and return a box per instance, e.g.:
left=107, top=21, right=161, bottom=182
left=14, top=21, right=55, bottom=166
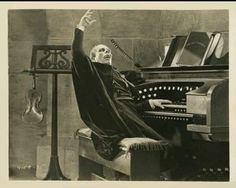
left=130, top=151, right=161, bottom=181
left=78, top=156, right=103, bottom=180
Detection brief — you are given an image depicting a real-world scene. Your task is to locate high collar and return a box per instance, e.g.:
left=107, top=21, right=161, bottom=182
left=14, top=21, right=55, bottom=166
left=93, top=62, right=118, bottom=71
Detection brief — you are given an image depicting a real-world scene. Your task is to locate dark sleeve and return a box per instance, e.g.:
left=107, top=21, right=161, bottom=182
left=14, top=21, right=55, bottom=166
left=72, top=28, right=85, bottom=58
left=136, top=100, right=152, bottom=113
left=71, top=28, right=95, bottom=116
left=72, top=28, right=93, bottom=77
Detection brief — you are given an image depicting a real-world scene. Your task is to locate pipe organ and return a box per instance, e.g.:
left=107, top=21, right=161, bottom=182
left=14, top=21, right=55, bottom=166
left=124, top=31, right=229, bottom=180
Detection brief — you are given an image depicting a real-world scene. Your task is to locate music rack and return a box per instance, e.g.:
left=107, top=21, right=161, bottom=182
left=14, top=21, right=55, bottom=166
left=24, top=45, right=72, bottom=180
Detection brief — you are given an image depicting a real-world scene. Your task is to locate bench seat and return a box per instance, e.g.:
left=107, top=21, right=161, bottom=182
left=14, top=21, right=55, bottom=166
left=77, top=128, right=169, bottom=180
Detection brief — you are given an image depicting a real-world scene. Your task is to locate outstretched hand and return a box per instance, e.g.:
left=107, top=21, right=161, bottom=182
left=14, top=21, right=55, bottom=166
left=149, top=99, right=172, bottom=110
left=77, top=10, right=96, bottom=30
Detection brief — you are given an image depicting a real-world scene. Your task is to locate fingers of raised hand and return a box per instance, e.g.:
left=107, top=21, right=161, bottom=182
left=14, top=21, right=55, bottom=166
left=82, top=10, right=96, bottom=25
left=86, top=18, right=96, bottom=25
left=85, top=9, right=94, bottom=16
left=84, top=10, right=94, bottom=20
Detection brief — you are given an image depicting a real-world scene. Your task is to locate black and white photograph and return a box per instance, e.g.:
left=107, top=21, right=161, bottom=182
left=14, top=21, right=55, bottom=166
left=2, top=2, right=235, bottom=186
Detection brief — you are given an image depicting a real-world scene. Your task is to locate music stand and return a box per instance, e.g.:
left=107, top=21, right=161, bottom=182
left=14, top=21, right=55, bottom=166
left=25, top=45, right=72, bottom=180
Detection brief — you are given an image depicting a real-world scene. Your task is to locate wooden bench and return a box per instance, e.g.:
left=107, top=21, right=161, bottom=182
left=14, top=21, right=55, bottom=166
left=77, top=128, right=169, bottom=181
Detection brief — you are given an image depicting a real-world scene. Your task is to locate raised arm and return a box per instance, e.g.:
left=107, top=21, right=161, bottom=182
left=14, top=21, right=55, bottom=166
left=72, top=10, right=97, bottom=79
left=72, top=10, right=96, bottom=60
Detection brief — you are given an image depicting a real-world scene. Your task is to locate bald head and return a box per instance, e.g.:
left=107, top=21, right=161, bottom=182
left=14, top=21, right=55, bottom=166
left=89, top=44, right=112, bottom=65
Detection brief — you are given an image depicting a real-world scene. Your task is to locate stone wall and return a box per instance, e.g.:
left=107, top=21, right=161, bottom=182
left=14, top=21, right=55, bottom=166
left=9, top=9, right=228, bottom=175
left=9, top=10, right=49, bottom=169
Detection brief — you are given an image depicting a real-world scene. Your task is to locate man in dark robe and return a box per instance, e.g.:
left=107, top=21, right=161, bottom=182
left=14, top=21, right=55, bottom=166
left=72, top=10, right=172, bottom=160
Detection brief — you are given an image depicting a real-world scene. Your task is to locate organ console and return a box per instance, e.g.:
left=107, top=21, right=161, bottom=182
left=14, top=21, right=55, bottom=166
left=136, top=73, right=228, bottom=142
left=129, top=31, right=229, bottom=180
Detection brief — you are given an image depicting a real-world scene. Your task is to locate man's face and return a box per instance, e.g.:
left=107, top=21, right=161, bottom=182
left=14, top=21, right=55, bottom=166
left=93, top=45, right=112, bottom=65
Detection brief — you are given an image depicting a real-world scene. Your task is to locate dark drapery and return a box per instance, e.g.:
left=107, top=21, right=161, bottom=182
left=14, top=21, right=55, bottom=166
left=72, top=28, right=165, bottom=160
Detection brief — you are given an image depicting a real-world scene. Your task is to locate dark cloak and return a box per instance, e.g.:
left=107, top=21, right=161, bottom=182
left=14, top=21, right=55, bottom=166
left=72, top=28, right=164, bottom=160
